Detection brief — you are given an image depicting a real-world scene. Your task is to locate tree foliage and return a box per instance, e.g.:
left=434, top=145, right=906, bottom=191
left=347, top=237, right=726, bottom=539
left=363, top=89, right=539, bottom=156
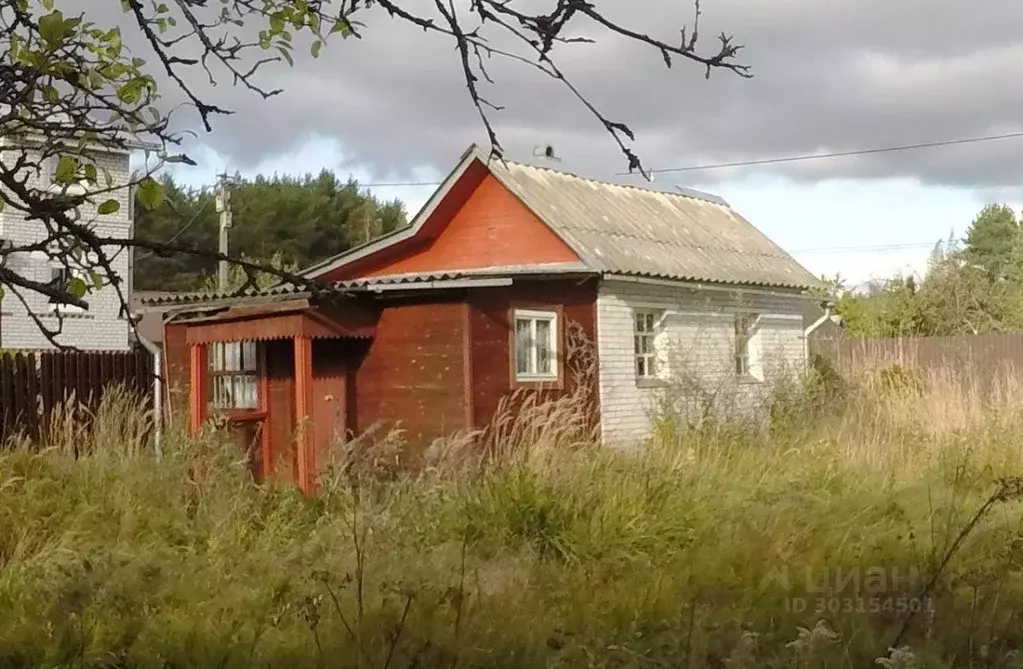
left=833, top=206, right=1023, bottom=338
left=0, top=0, right=748, bottom=346
left=134, top=172, right=406, bottom=291
left=963, top=204, right=1019, bottom=280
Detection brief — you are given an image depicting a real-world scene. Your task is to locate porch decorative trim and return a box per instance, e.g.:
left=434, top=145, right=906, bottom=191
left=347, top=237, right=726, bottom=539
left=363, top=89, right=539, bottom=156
left=183, top=308, right=376, bottom=344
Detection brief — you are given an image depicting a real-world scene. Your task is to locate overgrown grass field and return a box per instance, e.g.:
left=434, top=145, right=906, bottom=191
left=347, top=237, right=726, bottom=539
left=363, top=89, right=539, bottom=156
left=4, top=365, right=1023, bottom=668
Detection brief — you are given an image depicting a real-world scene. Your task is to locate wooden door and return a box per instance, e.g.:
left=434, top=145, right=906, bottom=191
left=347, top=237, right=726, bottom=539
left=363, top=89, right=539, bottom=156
left=313, top=371, right=346, bottom=459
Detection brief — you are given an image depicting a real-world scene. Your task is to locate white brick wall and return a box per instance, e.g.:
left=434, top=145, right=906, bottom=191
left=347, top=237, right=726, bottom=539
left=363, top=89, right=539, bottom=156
left=596, top=279, right=808, bottom=445
left=0, top=146, right=133, bottom=351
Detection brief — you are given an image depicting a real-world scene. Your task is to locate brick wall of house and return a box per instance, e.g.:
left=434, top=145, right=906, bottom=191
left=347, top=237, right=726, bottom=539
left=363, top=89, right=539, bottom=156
left=0, top=146, right=134, bottom=351
left=596, top=279, right=807, bottom=445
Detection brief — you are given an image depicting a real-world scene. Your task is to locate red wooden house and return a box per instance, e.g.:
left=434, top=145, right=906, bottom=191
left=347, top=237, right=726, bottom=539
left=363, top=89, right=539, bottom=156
left=153, top=144, right=819, bottom=492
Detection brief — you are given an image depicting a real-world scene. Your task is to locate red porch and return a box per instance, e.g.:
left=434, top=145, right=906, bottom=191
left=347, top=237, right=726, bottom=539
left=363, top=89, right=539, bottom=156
left=160, top=277, right=599, bottom=493
left=173, top=295, right=375, bottom=493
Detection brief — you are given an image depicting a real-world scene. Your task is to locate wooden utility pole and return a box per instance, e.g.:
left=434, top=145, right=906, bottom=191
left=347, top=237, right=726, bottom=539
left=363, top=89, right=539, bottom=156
left=215, top=173, right=232, bottom=292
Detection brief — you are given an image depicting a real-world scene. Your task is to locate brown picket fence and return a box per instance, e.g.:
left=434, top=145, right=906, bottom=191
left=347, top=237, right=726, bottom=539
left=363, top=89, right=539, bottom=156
left=0, top=349, right=153, bottom=445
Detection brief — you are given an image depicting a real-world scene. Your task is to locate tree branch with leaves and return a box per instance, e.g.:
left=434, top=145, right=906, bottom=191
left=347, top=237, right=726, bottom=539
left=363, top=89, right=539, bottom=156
left=0, top=0, right=748, bottom=348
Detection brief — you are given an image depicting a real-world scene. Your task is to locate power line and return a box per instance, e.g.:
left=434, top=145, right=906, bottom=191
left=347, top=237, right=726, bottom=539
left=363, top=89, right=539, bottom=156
left=628, top=130, right=1023, bottom=176
left=356, top=179, right=443, bottom=188
left=136, top=199, right=211, bottom=262
left=790, top=239, right=962, bottom=254
left=350, top=129, right=1023, bottom=188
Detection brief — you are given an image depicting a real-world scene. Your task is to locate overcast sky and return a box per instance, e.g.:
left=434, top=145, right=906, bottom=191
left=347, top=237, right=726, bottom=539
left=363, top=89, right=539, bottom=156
left=108, top=0, right=1023, bottom=287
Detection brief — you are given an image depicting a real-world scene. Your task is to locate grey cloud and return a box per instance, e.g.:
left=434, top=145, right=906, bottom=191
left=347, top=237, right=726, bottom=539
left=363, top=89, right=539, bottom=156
left=82, top=0, right=1023, bottom=188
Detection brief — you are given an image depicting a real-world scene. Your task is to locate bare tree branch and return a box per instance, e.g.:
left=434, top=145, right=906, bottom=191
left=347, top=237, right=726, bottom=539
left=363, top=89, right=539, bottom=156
left=0, top=0, right=748, bottom=347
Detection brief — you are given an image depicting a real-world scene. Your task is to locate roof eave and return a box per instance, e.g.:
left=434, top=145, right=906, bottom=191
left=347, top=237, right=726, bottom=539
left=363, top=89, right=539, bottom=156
left=601, top=272, right=819, bottom=297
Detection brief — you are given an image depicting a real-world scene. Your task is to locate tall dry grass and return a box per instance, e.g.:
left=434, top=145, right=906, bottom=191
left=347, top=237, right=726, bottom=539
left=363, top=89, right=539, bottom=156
left=4, top=364, right=1023, bottom=667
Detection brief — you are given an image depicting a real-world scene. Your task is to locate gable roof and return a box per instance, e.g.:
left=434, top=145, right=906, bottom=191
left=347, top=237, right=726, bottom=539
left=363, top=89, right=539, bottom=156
left=302, top=145, right=820, bottom=290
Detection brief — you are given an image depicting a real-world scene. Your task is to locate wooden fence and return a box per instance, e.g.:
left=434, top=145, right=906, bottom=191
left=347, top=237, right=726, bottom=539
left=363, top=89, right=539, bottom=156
left=0, top=349, right=153, bottom=444
left=812, top=332, right=1023, bottom=386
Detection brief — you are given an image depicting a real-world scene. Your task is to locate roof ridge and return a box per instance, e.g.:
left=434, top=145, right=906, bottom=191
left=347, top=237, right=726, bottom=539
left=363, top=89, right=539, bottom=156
left=489, top=150, right=729, bottom=207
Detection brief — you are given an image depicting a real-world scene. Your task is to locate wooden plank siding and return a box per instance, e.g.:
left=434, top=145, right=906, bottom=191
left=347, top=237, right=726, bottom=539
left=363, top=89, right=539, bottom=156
left=0, top=349, right=153, bottom=445
left=323, top=170, right=581, bottom=282
left=164, top=281, right=601, bottom=463
left=352, top=299, right=469, bottom=446
left=468, top=279, right=600, bottom=428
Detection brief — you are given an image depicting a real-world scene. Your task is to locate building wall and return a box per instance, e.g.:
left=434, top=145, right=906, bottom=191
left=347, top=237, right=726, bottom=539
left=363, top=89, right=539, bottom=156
left=362, top=175, right=579, bottom=277
left=468, top=279, right=599, bottom=429
left=162, top=322, right=190, bottom=420
left=324, top=169, right=580, bottom=282
left=265, top=339, right=296, bottom=480
left=596, top=279, right=807, bottom=445
left=0, top=146, right=134, bottom=351
left=352, top=300, right=469, bottom=446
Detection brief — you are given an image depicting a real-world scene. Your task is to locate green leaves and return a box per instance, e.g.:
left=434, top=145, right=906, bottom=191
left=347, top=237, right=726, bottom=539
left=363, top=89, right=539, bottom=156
left=330, top=19, right=354, bottom=37
left=38, top=10, right=74, bottom=49
left=67, top=277, right=88, bottom=299
left=53, top=156, right=78, bottom=185
left=117, top=79, right=145, bottom=105
left=135, top=178, right=164, bottom=211
left=97, top=199, right=120, bottom=215
left=310, top=40, right=322, bottom=58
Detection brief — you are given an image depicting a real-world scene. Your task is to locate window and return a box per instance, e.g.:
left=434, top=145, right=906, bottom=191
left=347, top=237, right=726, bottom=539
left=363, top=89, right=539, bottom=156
left=734, top=313, right=757, bottom=376
left=514, top=309, right=558, bottom=381
left=634, top=310, right=660, bottom=379
left=209, top=341, right=259, bottom=410
left=48, top=263, right=81, bottom=313
left=46, top=251, right=98, bottom=314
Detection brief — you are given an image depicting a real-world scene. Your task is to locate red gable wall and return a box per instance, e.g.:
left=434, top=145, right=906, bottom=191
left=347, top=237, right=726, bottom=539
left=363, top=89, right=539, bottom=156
left=322, top=171, right=580, bottom=281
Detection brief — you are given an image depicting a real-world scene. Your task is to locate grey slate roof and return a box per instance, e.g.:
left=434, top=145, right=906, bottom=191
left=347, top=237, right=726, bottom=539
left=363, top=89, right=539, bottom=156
left=485, top=154, right=820, bottom=290
left=137, top=284, right=319, bottom=308
left=301, top=145, right=821, bottom=291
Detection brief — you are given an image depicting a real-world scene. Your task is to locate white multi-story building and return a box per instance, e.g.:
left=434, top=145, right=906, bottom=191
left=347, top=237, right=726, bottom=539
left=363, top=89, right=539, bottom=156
left=0, top=139, right=140, bottom=351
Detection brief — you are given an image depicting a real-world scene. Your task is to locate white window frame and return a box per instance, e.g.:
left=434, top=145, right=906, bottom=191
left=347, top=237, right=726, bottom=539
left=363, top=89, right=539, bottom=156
left=633, top=309, right=662, bottom=380
left=734, top=312, right=758, bottom=377
left=513, top=308, right=559, bottom=382
left=209, top=341, right=260, bottom=410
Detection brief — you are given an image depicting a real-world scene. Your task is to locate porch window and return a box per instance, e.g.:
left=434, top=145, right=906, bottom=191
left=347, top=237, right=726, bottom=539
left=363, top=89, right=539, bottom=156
left=209, top=341, right=259, bottom=410
left=514, top=309, right=558, bottom=381
left=634, top=310, right=661, bottom=379
left=734, top=313, right=757, bottom=377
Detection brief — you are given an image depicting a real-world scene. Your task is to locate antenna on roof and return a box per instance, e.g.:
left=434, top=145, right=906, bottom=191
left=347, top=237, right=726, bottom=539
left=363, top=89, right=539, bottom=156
left=533, top=144, right=561, bottom=163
